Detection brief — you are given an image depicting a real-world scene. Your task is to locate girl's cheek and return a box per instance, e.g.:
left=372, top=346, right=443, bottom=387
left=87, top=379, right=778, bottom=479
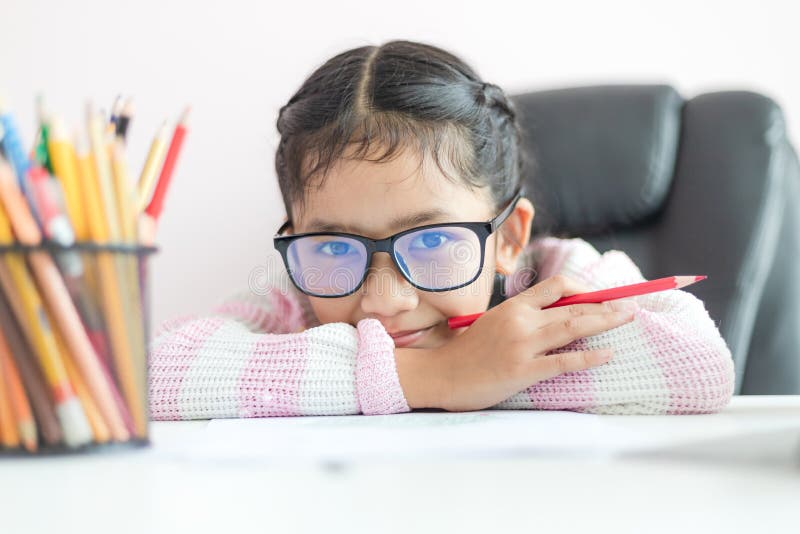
left=309, top=297, right=354, bottom=325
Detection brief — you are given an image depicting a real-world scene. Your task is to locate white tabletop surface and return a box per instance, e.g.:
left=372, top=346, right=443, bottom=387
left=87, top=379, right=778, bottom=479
left=2, top=395, right=799, bottom=534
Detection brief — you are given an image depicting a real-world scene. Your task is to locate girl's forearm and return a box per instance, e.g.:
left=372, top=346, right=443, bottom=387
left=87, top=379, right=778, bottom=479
left=394, top=347, right=446, bottom=410
left=147, top=312, right=412, bottom=420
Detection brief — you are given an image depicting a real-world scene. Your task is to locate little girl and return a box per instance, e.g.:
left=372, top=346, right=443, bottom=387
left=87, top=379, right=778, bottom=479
left=148, top=40, right=735, bottom=420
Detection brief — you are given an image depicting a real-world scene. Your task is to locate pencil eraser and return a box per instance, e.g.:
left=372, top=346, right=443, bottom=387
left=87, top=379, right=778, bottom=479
left=56, top=398, right=93, bottom=448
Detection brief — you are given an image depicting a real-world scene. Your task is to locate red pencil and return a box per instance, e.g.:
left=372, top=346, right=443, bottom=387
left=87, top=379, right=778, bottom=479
left=139, top=106, right=189, bottom=245
left=144, top=106, right=188, bottom=220
left=447, top=275, right=707, bottom=329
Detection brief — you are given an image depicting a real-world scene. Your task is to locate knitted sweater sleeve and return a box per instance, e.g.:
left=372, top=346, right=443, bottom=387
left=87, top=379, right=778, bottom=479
left=147, top=286, right=410, bottom=420
left=492, top=237, right=736, bottom=415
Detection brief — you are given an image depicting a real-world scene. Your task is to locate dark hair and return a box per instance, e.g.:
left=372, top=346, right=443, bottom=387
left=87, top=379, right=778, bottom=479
left=275, top=40, right=531, bottom=227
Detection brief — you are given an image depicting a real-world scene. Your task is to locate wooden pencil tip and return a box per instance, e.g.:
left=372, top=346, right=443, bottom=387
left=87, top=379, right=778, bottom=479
left=178, top=105, right=191, bottom=126
left=695, top=275, right=707, bottom=282
left=674, top=275, right=707, bottom=289
left=74, top=128, right=90, bottom=154
left=20, top=423, right=38, bottom=452
left=121, top=97, right=135, bottom=117
left=49, top=116, right=69, bottom=139
left=36, top=93, right=49, bottom=120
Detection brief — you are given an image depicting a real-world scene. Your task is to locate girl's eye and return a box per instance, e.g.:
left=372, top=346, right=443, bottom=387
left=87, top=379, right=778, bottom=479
left=317, top=241, right=355, bottom=257
left=408, top=231, right=452, bottom=251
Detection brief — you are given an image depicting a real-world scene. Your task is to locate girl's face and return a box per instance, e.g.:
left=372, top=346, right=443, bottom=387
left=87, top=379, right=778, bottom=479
left=291, top=146, right=534, bottom=349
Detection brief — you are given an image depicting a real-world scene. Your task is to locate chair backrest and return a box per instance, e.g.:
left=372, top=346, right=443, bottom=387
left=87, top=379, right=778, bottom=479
left=511, top=85, right=800, bottom=394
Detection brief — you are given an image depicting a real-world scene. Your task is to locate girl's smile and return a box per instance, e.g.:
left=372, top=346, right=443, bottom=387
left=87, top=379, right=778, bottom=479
left=388, top=322, right=439, bottom=348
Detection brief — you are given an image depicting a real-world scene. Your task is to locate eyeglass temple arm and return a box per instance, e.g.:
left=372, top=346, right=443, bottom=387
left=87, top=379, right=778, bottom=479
left=490, top=188, right=522, bottom=232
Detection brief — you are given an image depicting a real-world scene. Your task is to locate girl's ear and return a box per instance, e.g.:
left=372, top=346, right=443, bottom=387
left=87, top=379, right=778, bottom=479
left=494, top=197, right=535, bottom=276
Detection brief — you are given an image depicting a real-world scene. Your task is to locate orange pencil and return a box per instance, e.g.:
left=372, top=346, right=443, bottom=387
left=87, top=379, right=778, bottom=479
left=0, top=347, right=20, bottom=448
left=0, top=325, right=36, bottom=451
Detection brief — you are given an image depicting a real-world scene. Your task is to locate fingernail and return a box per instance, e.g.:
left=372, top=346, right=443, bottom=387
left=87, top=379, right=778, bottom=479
left=611, top=299, right=639, bottom=313
left=596, top=349, right=614, bottom=362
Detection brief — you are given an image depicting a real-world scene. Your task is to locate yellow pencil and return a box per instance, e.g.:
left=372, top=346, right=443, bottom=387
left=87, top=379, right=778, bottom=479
left=136, top=121, right=168, bottom=213
left=87, top=104, right=121, bottom=240
left=75, top=132, right=109, bottom=243
left=109, top=138, right=136, bottom=241
left=109, top=137, right=148, bottom=437
left=47, top=116, right=89, bottom=240
left=72, top=129, right=107, bottom=351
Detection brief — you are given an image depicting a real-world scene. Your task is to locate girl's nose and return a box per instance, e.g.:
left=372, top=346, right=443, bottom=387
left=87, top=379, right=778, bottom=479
left=359, top=252, right=419, bottom=317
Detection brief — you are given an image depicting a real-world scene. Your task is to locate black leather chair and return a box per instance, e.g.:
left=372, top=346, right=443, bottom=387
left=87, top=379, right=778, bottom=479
left=511, top=85, right=800, bottom=395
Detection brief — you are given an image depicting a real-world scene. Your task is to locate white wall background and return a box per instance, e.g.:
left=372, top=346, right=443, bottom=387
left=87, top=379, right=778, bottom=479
left=2, top=0, right=798, bottom=328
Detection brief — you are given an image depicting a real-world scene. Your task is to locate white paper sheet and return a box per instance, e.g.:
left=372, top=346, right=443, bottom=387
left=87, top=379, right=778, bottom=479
left=169, top=407, right=800, bottom=465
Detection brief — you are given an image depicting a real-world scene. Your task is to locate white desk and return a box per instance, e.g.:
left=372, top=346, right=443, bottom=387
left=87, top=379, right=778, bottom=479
left=2, top=396, right=799, bottom=534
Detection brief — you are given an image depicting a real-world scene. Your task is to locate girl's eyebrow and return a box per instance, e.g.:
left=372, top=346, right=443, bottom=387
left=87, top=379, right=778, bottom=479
left=307, top=207, right=454, bottom=234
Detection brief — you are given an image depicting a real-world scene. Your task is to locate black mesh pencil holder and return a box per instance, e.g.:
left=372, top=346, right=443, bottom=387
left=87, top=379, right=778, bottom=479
left=0, top=241, right=158, bottom=455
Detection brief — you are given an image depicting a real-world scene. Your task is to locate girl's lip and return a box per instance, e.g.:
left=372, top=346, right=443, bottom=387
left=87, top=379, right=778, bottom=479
left=390, top=324, right=436, bottom=347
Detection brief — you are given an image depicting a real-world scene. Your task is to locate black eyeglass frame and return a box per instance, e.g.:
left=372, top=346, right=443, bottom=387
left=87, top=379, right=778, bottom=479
left=272, top=187, right=522, bottom=298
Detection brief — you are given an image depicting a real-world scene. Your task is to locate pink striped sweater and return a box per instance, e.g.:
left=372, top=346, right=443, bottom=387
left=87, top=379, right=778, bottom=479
left=147, top=236, right=735, bottom=419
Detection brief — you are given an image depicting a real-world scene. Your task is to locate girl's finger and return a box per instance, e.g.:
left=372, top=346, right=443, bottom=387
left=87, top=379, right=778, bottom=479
left=527, top=348, right=614, bottom=382
left=531, top=310, right=635, bottom=355
left=516, top=274, right=596, bottom=310
left=532, top=299, right=640, bottom=330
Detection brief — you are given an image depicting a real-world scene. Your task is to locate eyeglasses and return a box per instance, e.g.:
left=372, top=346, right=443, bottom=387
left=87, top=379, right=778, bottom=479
left=273, top=187, right=522, bottom=298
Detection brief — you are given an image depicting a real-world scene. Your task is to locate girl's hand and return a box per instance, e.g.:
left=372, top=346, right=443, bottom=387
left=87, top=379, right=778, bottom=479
left=423, top=274, right=639, bottom=412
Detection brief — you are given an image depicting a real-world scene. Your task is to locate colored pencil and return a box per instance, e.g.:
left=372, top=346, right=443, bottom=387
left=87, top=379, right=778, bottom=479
left=0, top=154, right=129, bottom=442
left=0, top=176, right=91, bottom=446
left=29, top=166, right=118, bottom=396
left=0, top=350, right=19, bottom=448
left=0, top=97, right=39, bottom=223
left=108, top=136, right=148, bottom=437
left=48, top=116, right=89, bottom=240
left=0, top=285, right=63, bottom=446
left=115, top=98, right=134, bottom=141
left=140, top=106, right=189, bottom=245
left=32, top=95, right=53, bottom=173
left=0, top=323, right=37, bottom=451
left=109, top=138, right=137, bottom=242
left=0, top=94, right=186, bottom=452
left=447, top=275, right=708, bottom=329
left=136, top=120, right=168, bottom=213
left=87, top=104, right=121, bottom=240
left=53, top=319, right=111, bottom=444
left=82, top=122, right=148, bottom=438
left=108, top=95, right=123, bottom=135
